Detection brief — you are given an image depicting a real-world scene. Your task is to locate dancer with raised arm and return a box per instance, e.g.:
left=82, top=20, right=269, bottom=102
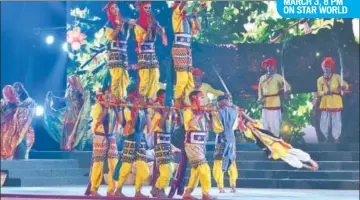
left=134, top=1, right=167, bottom=105
left=103, top=1, right=136, bottom=101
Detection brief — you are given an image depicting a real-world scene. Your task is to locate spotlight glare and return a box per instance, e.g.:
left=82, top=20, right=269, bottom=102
left=46, top=35, right=55, bottom=45
left=62, top=43, right=68, bottom=52
left=35, top=106, right=44, bottom=116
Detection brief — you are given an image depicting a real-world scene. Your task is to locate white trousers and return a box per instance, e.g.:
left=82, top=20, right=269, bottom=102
left=320, top=111, right=342, bottom=140
left=261, top=109, right=282, bottom=137
left=281, top=148, right=311, bottom=169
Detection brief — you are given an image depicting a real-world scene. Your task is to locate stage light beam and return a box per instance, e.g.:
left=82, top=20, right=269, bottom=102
left=62, top=43, right=68, bottom=52
left=46, top=35, right=55, bottom=45
left=35, top=106, right=44, bottom=116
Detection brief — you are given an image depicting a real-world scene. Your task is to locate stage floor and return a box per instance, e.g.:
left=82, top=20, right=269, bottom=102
left=1, top=186, right=359, bottom=200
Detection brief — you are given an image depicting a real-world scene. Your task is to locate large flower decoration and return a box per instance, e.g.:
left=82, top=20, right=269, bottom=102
left=67, top=27, right=87, bottom=51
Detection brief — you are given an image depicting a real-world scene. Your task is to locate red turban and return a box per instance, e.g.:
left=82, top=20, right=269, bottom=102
left=192, top=68, right=204, bottom=76
left=103, top=1, right=118, bottom=28
left=262, top=58, right=277, bottom=68
left=135, top=1, right=151, bottom=30
left=321, top=57, right=335, bottom=69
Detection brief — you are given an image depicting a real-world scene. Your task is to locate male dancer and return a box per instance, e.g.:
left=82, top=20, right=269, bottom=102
left=150, top=89, right=178, bottom=197
left=114, top=86, right=151, bottom=198
left=185, top=68, right=226, bottom=105
left=258, top=58, right=291, bottom=137
left=103, top=1, right=136, bottom=101
left=242, top=114, right=319, bottom=171
left=183, top=90, right=217, bottom=200
left=317, top=57, right=348, bottom=143
left=87, top=89, right=119, bottom=196
left=134, top=1, right=167, bottom=105
left=172, top=1, right=201, bottom=108
left=212, top=95, right=238, bottom=193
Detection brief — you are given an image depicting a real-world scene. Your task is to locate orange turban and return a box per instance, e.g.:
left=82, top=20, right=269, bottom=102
left=321, top=57, right=335, bottom=69
left=262, top=58, right=277, bottom=68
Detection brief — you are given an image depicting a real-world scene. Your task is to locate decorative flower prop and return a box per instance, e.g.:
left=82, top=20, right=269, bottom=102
left=67, top=27, right=87, bottom=51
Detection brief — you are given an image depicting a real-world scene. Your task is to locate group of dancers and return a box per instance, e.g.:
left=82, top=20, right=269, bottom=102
left=81, top=1, right=334, bottom=200
left=1, top=1, right=349, bottom=200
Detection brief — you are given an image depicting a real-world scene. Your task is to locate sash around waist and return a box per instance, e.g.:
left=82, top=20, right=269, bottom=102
left=154, top=132, right=171, bottom=144
left=94, top=132, right=113, bottom=137
left=110, top=41, right=127, bottom=52
left=185, top=131, right=206, bottom=144
left=174, top=33, right=191, bottom=47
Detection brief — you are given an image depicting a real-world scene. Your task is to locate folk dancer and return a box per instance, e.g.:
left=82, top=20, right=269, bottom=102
left=183, top=90, right=217, bottom=200
left=172, top=1, right=201, bottom=108
left=168, top=105, right=188, bottom=198
left=317, top=57, right=349, bottom=143
left=114, top=85, right=152, bottom=198
left=44, top=75, right=90, bottom=151
left=103, top=1, right=136, bottom=101
left=185, top=68, right=226, bottom=105
left=86, top=89, right=119, bottom=196
left=258, top=58, right=291, bottom=137
left=134, top=1, right=167, bottom=105
left=12, top=82, right=36, bottom=159
left=212, top=95, right=238, bottom=193
left=150, top=89, right=180, bottom=197
left=241, top=113, right=319, bottom=171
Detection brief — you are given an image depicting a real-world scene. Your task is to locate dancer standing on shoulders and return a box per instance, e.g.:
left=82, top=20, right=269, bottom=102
left=317, top=57, right=349, bottom=143
left=134, top=1, right=167, bottom=105
left=183, top=90, right=217, bottom=200
left=103, top=1, right=136, bottom=101
left=172, top=1, right=201, bottom=108
left=86, top=89, right=119, bottom=196
left=212, top=95, right=238, bottom=193
left=258, top=58, right=291, bottom=137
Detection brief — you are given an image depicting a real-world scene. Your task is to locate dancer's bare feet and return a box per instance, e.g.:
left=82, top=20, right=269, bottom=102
left=89, top=191, right=101, bottom=196
left=218, top=188, right=225, bottom=193
left=106, top=192, right=115, bottom=196
left=303, top=159, right=319, bottom=171
left=114, top=188, right=127, bottom=197
left=202, top=193, right=218, bottom=200
left=150, top=187, right=158, bottom=197
left=230, top=186, right=237, bottom=193
left=183, top=188, right=199, bottom=200
left=135, top=191, right=149, bottom=198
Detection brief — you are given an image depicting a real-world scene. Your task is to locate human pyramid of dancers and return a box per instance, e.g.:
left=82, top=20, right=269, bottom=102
left=82, top=1, right=351, bottom=199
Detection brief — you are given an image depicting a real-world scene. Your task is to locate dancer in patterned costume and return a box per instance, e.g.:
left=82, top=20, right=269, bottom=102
left=172, top=1, right=201, bottom=108
left=134, top=1, right=167, bottom=104
left=44, top=75, right=91, bottom=151
left=212, top=95, right=238, bottom=193
left=241, top=113, right=319, bottom=171
left=317, top=57, right=349, bottom=143
left=12, top=82, right=36, bottom=159
left=150, top=89, right=179, bottom=198
left=103, top=1, right=136, bottom=100
left=183, top=90, right=217, bottom=200
left=87, top=89, right=119, bottom=196
left=1, top=85, right=35, bottom=160
left=114, top=86, right=151, bottom=198
left=258, top=58, right=291, bottom=137
left=1, top=85, right=20, bottom=160
left=168, top=107, right=188, bottom=198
